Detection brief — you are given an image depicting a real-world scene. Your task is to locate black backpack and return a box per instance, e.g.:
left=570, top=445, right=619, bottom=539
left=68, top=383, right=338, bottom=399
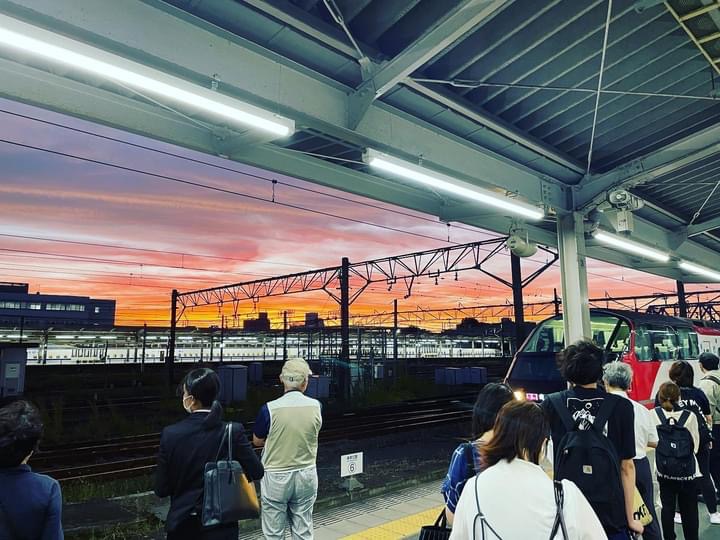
left=655, top=408, right=696, bottom=481
left=549, top=393, right=624, bottom=530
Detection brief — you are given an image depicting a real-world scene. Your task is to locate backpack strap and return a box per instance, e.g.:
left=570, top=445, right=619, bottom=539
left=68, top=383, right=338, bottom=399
left=590, top=395, right=619, bottom=435
left=472, top=476, right=504, bottom=540
left=703, top=374, right=720, bottom=386
left=548, top=392, right=579, bottom=432
left=676, top=409, right=691, bottom=428
left=655, top=407, right=669, bottom=426
left=549, top=481, right=569, bottom=540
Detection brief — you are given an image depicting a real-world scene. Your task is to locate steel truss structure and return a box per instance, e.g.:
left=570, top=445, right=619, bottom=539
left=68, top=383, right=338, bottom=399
left=169, top=237, right=530, bottom=394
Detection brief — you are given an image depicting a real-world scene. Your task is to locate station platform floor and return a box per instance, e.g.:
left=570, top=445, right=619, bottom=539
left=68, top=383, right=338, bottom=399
left=238, top=480, right=443, bottom=540
left=235, top=478, right=720, bottom=540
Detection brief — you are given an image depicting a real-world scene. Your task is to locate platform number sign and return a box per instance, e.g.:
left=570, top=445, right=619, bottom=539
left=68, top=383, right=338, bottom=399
left=340, top=452, right=363, bottom=478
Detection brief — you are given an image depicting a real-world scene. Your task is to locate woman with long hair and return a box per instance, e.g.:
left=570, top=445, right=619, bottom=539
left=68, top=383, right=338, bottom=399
left=155, top=368, right=264, bottom=540
left=654, top=381, right=701, bottom=540
left=441, top=382, right=514, bottom=523
left=449, top=401, right=605, bottom=539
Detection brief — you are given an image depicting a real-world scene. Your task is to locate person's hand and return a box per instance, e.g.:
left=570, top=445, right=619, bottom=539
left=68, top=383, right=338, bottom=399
left=628, top=519, right=644, bottom=534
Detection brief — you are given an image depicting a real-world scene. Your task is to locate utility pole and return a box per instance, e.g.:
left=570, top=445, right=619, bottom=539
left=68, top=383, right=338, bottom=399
left=141, top=322, right=147, bottom=373
left=510, top=254, right=526, bottom=347
left=220, top=315, right=225, bottom=363
left=676, top=280, right=688, bottom=318
left=283, top=310, right=288, bottom=361
left=168, top=289, right=178, bottom=386
left=553, top=288, right=561, bottom=316
left=340, top=257, right=350, bottom=400
left=393, top=298, right=398, bottom=380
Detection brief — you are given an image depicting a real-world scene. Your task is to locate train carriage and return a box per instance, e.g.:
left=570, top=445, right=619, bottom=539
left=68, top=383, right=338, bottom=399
left=505, top=309, right=702, bottom=406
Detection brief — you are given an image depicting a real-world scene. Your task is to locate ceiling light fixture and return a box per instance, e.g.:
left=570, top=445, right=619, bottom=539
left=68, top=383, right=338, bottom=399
left=363, top=150, right=545, bottom=220
left=679, top=261, right=720, bottom=282
left=593, top=230, right=670, bottom=262
left=0, top=14, right=294, bottom=137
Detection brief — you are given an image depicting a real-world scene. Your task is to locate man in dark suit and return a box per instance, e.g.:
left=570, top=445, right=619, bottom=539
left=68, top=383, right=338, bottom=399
left=155, top=368, right=263, bottom=540
left=0, top=400, right=63, bottom=540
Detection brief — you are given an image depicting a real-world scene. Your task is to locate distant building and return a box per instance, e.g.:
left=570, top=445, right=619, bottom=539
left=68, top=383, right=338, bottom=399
left=243, top=312, right=270, bottom=332
left=0, top=283, right=116, bottom=328
left=304, top=312, right=324, bottom=329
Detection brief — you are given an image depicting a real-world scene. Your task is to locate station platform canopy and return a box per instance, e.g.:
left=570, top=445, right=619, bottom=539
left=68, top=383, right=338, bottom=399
left=1, top=0, right=720, bottom=341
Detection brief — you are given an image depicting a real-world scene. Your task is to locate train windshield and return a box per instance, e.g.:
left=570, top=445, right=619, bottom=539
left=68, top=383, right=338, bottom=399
left=509, top=315, right=630, bottom=385
left=633, top=324, right=699, bottom=361
left=523, top=314, right=630, bottom=355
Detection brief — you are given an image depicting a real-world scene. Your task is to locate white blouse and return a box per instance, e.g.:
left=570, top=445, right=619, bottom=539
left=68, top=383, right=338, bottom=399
left=449, top=458, right=607, bottom=540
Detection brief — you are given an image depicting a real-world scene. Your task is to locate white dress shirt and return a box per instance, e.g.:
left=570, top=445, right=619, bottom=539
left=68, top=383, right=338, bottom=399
left=609, top=389, right=658, bottom=459
left=449, top=458, right=606, bottom=540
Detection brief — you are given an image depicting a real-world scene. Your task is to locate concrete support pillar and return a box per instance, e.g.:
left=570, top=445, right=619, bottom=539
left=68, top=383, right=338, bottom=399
left=556, top=213, right=591, bottom=343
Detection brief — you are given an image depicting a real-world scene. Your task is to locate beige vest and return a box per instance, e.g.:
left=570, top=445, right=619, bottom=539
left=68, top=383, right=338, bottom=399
left=262, top=391, right=322, bottom=471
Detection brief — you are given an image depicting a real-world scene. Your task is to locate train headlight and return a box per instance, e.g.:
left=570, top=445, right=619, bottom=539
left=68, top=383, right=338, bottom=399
left=514, top=390, right=526, bottom=401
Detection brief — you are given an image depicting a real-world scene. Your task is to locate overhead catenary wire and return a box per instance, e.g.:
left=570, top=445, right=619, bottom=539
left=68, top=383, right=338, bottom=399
left=0, top=137, right=461, bottom=245
left=0, top=107, right=489, bottom=238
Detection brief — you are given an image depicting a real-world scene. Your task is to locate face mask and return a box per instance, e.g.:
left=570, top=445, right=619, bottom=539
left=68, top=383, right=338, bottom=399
left=182, top=395, right=193, bottom=413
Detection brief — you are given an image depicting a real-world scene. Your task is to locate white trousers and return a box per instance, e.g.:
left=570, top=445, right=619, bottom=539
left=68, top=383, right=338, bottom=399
left=261, top=466, right=318, bottom=540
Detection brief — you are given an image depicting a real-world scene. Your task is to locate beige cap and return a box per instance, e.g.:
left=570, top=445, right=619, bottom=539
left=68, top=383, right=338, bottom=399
left=280, top=358, right=312, bottom=383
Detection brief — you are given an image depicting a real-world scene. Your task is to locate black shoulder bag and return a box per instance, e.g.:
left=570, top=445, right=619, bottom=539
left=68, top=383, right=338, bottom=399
left=201, top=422, right=260, bottom=527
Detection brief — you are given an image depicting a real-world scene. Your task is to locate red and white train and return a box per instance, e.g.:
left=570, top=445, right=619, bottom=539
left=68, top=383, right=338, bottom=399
left=506, top=309, right=720, bottom=407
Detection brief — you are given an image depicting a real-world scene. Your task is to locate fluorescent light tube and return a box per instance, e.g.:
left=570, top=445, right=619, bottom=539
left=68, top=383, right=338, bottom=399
left=363, top=149, right=544, bottom=220
left=679, top=261, right=720, bottom=281
left=593, top=231, right=670, bottom=262
left=0, top=14, right=294, bottom=137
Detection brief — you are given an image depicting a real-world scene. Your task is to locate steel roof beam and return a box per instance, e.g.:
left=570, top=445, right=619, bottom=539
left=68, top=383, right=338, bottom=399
left=575, top=122, right=720, bottom=212
left=402, top=80, right=586, bottom=176
left=347, top=0, right=510, bottom=126
left=358, top=0, right=508, bottom=98
left=0, top=0, right=566, bottom=213
left=688, top=216, right=720, bottom=237
left=241, top=0, right=370, bottom=60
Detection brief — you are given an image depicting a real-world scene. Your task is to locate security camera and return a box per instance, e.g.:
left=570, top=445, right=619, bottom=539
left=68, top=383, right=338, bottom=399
left=608, top=189, right=631, bottom=207
left=507, top=231, right=538, bottom=258
left=607, top=189, right=644, bottom=211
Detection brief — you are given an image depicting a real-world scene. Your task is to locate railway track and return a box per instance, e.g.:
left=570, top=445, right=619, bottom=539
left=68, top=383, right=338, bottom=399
left=35, top=395, right=475, bottom=483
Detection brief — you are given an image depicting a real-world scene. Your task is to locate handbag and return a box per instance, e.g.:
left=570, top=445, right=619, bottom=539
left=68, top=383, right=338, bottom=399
left=418, top=509, right=451, bottom=540
left=632, top=486, right=653, bottom=527
left=201, top=422, right=260, bottom=527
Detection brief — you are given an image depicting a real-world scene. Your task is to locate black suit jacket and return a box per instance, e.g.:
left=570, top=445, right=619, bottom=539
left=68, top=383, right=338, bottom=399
left=154, top=412, right=264, bottom=532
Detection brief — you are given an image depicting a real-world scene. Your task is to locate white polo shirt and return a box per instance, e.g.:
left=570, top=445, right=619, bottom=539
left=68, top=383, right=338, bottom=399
left=609, top=389, right=658, bottom=459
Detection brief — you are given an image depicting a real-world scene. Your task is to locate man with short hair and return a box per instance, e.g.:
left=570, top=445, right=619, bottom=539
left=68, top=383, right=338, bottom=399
left=699, top=351, right=720, bottom=505
left=542, top=339, right=642, bottom=539
left=603, top=361, right=660, bottom=540
left=253, top=358, right=322, bottom=540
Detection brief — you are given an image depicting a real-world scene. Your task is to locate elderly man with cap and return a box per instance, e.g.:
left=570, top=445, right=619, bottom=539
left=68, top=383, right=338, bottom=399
left=253, top=358, right=322, bottom=539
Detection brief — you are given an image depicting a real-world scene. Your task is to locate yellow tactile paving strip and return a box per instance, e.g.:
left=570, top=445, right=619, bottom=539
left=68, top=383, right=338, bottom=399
left=340, top=505, right=444, bottom=540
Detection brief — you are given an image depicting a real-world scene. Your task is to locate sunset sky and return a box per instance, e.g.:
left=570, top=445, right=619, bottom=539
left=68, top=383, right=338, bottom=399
left=0, top=97, right=698, bottom=331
